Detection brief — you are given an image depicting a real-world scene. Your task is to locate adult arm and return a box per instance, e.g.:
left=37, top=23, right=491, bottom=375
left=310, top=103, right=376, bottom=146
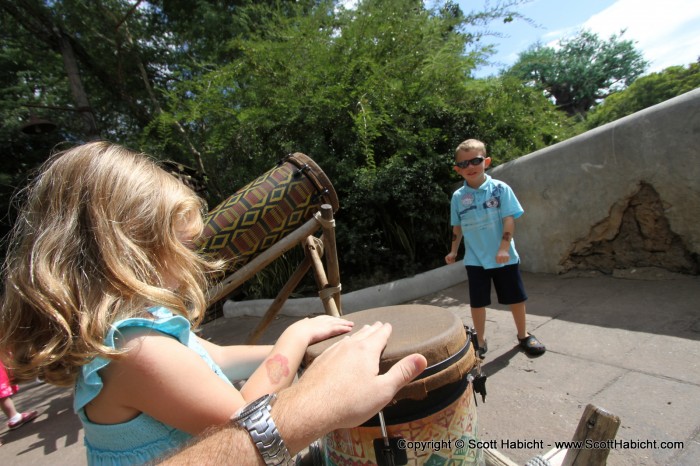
left=95, top=316, right=351, bottom=435
left=158, top=322, right=428, bottom=465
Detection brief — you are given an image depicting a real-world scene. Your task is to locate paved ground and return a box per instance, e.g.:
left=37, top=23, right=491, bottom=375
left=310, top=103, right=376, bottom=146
left=1, top=271, right=699, bottom=465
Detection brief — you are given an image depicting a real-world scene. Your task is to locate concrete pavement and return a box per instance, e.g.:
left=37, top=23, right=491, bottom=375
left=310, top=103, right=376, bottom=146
left=1, top=270, right=699, bottom=465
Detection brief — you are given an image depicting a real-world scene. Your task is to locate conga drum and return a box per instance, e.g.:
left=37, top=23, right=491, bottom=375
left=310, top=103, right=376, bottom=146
left=196, top=152, right=339, bottom=270
left=303, top=305, right=483, bottom=465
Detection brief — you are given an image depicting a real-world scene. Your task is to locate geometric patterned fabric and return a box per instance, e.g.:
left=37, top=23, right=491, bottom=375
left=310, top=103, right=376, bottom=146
left=196, top=153, right=339, bottom=271
left=321, top=381, right=483, bottom=465
left=302, top=305, right=482, bottom=465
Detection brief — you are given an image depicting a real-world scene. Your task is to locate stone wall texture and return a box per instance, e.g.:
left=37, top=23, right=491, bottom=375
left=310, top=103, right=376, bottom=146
left=490, top=88, right=700, bottom=275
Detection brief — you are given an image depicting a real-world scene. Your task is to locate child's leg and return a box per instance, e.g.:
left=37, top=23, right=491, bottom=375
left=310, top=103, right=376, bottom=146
left=1, top=396, right=19, bottom=420
left=466, top=266, right=491, bottom=346
left=509, top=301, right=528, bottom=340
left=492, top=264, right=529, bottom=339
left=470, top=306, right=487, bottom=346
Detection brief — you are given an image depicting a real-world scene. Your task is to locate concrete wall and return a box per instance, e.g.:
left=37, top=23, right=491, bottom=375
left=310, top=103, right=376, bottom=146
left=490, top=88, right=700, bottom=274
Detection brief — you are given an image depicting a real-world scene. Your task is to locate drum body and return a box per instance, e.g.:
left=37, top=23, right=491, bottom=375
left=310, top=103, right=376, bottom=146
left=303, top=305, right=483, bottom=466
left=196, top=153, right=338, bottom=271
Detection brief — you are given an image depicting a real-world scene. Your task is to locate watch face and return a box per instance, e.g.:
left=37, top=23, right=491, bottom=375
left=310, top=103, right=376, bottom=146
left=237, top=393, right=274, bottom=420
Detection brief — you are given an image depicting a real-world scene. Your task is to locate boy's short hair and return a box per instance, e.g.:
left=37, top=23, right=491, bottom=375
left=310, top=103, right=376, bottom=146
left=455, top=139, right=486, bottom=157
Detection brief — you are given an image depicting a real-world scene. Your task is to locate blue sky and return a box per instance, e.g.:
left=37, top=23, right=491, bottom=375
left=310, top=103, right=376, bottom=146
left=337, top=1, right=700, bottom=77
left=456, top=0, right=700, bottom=78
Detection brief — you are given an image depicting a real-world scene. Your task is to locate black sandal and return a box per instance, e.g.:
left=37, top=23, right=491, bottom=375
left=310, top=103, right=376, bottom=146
left=477, top=340, right=488, bottom=359
left=518, top=334, right=546, bottom=356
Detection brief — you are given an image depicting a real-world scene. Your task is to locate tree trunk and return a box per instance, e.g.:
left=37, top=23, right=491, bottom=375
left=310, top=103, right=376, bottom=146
left=55, top=28, right=100, bottom=139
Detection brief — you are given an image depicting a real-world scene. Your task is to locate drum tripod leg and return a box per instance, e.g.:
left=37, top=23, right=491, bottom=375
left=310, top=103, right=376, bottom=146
left=320, top=205, right=342, bottom=315
left=245, top=255, right=313, bottom=344
left=305, top=236, right=341, bottom=317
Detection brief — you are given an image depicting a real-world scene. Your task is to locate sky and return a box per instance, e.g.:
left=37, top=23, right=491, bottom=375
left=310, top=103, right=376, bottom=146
left=457, top=0, right=700, bottom=78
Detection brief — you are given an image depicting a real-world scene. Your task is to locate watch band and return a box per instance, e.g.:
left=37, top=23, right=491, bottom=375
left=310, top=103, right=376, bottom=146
left=234, top=394, right=293, bottom=466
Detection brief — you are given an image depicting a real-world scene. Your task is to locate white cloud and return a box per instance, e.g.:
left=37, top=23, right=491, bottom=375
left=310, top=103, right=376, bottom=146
left=583, top=0, right=700, bottom=72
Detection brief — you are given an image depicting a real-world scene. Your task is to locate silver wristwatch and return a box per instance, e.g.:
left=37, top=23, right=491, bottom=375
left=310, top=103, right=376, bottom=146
left=233, top=393, right=293, bottom=466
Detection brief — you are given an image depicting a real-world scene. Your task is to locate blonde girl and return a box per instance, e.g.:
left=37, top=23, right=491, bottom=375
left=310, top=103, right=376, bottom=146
left=0, top=142, right=352, bottom=465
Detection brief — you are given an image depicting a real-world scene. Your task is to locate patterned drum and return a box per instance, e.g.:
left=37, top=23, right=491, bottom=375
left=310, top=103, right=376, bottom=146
left=303, top=305, right=483, bottom=466
left=196, top=152, right=338, bottom=271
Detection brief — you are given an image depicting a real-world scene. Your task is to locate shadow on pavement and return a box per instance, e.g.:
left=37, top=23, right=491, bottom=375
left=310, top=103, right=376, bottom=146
left=431, top=272, right=700, bottom=342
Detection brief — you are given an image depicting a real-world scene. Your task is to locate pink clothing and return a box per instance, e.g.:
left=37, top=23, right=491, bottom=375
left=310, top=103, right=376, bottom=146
left=0, top=360, right=19, bottom=399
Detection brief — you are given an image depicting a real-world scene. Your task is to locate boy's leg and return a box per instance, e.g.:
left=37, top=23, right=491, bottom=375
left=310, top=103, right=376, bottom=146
left=466, top=266, right=491, bottom=347
left=470, top=306, right=487, bottom=347
left=492, top=264, right=529, bottom=337
left=509, top=301, right=528, bottom=340
left=508, top=300, right=546, bottom=355
left=492, top=264, right=546, bottom=355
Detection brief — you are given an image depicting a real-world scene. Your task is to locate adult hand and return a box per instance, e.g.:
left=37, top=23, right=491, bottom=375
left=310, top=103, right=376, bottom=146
left=445, top=252, right=457, bottom=264
left=273, top=322, right=427, bottom=455
left=157, top=322, right=427, bottom=465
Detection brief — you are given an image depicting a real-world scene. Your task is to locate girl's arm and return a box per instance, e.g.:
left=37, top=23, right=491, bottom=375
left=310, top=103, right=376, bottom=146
left=95, top=330, right=248, bottom=435
left=238, top=315, right=353, bottom=401
left=92, top=316, right=351, bottom=435
left=197, top=339, right=273, bottom=381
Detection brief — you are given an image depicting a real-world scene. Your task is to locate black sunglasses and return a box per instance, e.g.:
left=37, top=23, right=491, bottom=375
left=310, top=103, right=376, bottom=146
left=455, top=157, right=484, bottom=168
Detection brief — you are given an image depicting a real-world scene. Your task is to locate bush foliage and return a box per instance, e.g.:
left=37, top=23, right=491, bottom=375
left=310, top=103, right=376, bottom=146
left=1, top=0, right=577, bottom=297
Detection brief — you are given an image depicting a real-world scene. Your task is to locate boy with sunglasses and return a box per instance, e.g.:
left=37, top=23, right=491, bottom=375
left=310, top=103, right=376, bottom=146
left=445, top=139, right=545, bottom=358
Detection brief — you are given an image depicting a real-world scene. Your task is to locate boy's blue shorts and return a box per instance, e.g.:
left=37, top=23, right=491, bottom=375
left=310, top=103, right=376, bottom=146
left=465, top=263, right=528, bottom=308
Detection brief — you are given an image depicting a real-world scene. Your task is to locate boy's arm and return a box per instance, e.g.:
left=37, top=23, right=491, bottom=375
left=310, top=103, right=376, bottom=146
left=445, top=225, right=463, bottom=264
left=496, top=215, right=515, bottom=264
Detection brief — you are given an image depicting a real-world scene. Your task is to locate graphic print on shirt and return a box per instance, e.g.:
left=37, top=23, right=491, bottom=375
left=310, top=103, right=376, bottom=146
left=458, top=184, right=504, bottom=232
left=483, top=196, right=500, bottom=209
left=459, top=192, right=477, bottom=214
left=482, top=184, right=504, bottom=210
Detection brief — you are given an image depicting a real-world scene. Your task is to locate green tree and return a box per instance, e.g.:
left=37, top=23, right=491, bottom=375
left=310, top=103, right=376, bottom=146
left=586, top=61, right=700, bottom=128
left=0, top=0, right=300, bottom=258
left=0, top=1, right=301, bottom=182
left=1, top=0, right=575, bottom=296
left=153, top=0, right=574, bottom=290
left=506, top=29, right=648, bottom=117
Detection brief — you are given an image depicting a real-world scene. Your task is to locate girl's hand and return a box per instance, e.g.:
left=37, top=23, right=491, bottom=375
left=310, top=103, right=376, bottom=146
left=289, top=315, right=354, bottom=346
left=445, top=252, right=457, bottom=264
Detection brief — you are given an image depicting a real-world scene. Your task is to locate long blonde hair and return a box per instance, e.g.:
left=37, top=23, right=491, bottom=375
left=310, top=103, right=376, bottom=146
left=0, top=142, right=223, bottom=386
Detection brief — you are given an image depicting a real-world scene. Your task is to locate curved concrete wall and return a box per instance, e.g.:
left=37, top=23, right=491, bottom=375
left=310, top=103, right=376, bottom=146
left=490, top=88, right=700, bottom=274
left=224, top=262, right=467, bottom=317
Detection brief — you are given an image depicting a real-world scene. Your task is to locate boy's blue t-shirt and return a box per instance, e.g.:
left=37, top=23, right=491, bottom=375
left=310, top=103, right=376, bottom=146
left=450, top=175, right=524, bottom=269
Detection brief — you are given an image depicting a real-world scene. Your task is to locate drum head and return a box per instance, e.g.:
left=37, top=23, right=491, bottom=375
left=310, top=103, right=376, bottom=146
left=303, top=305, right=475, bottom=401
